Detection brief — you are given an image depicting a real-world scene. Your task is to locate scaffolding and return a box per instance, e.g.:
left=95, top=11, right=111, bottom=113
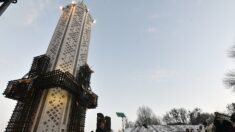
left=34, top=69, right=97, bottom=109
left=68, top=97, right=87, bottom=132
left=3, top=54, right=97, bottom=132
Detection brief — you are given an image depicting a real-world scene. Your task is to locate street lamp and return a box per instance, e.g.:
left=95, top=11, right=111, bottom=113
left=116, top=112, right=126, bottom=132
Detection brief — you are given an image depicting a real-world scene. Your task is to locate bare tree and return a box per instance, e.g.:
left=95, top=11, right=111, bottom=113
left=189, top=108, right=202, bottom=125
left=135, top=106, right=160, bottom=126
left=179, top=108, right=189, bottom=124
left=162, top=113, right=171, bottom=125
left=224, top=72, right=235, bottom=91
left=189, top=108, right=214, bottom=125
left=226, top=103, right=235, bottom=114
left=224, top=46, right=235, bottom=91
left=125, top=118, right=134, bottom=129
left=163, top=108, right=189, bottom=125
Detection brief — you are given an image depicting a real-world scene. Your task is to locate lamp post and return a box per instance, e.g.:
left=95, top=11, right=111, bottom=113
left=116, top=112, right=126, bottom=132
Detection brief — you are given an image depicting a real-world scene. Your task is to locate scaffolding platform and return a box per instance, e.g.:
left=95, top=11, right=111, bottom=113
left=3, top=79, right=30, bottom=100
left=3, top=54, right=97, bottom=108
left=35, top=69, right=97, bottom=109
left=3, top=54, right=50, bottom=101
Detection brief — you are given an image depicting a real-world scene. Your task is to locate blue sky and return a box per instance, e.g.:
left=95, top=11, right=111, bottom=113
left=1, top=0, right=235, bottom=131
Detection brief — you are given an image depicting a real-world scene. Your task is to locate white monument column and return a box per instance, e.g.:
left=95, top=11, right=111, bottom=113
left=31, top=2, right=94, bottom=132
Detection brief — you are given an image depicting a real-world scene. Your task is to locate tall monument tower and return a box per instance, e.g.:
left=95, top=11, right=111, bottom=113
left=3, top=1, right=97, bottom=132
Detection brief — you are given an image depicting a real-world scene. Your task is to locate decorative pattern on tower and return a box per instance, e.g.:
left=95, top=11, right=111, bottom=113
left=3, top=2, right=97, bottom=132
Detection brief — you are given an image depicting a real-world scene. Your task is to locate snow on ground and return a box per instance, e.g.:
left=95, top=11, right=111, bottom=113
left=125, top=125, right=200, bottom=132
